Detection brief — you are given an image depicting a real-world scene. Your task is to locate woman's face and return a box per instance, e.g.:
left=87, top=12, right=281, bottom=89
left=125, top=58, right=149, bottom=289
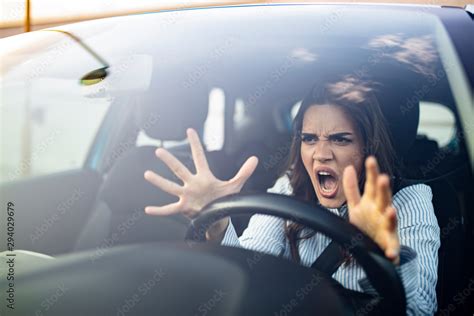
left=300, top=104, right=364, bottom=208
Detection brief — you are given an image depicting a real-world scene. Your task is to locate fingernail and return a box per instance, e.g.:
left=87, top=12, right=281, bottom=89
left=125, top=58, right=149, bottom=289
left=389, top=248, right=399, bottom=259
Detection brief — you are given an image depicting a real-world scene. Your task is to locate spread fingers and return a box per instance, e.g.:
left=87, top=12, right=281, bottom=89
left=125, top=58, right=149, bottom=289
left=145, top=202, right=182, bottom=216
left=187, top=128, right=210, bottom=173
left=155, top=148, right=193, bottom=181
left=144, top=170, right=183, bottom=196
left=376, top=174, right=392, bottom=212
left=364, top=156, right=379, bottom=200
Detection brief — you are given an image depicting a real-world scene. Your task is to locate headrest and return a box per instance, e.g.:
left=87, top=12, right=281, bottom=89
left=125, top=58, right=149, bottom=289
left=135, top=77, right=209, bottom=140
left=99, top=145, right=192, bottom=218
left=375, top=78, right=420, bottom=157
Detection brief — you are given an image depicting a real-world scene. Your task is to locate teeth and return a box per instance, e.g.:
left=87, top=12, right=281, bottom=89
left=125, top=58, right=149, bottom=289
left=318, top=171, right=331, bottom=176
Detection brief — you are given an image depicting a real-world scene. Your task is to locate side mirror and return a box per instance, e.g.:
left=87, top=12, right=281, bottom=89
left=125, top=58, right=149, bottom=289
left=80, top=67, right=109, bottom=86
left=81, top=54, right=153, bottom=97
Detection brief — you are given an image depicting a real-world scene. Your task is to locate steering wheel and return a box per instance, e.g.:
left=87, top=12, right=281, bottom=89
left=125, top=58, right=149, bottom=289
left=185, top=193, right=406, bottom=316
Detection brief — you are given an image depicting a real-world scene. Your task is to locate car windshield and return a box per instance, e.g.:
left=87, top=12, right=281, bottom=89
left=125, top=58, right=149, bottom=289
left=1, top=6, right=473, bottom=315
left=0, top=5, right=471, bottom=182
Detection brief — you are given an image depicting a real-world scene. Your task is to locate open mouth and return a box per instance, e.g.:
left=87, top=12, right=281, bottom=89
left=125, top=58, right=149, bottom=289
left=315, top=169, right=339, bottom=198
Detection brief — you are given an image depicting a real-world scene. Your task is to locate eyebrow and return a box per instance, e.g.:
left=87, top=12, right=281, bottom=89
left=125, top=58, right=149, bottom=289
left=301, top=132, right=354, bottom=137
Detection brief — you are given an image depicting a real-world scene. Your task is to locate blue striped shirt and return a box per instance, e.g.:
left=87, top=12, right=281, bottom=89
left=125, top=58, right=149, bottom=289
left=221, top=175, right=440, bottom=315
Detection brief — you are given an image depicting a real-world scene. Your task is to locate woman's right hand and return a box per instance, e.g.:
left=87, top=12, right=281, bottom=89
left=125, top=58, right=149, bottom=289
left=144, top=128, right=259, bottom=220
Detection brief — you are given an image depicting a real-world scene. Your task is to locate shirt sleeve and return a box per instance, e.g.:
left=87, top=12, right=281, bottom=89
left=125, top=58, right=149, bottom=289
left=358, top=184, right=440, bottom=316
left=220, top=175, right=291, bottom=256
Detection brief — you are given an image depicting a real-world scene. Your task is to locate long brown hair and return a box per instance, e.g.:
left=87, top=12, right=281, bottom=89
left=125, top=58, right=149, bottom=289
left=284, top=74, right=398, bottom=263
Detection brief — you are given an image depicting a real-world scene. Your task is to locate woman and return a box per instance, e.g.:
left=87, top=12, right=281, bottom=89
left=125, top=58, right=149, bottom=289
left=143, top=75, right=440, bottom=315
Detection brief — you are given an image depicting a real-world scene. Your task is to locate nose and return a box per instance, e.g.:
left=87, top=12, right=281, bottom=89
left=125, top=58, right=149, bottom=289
left=312, top=140, right=333, bottom=162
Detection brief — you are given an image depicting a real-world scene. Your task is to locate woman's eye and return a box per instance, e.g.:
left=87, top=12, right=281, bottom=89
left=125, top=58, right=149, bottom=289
left=301, top=134, right=317, bottom=144
left=332, top=137, right=351, bottom=145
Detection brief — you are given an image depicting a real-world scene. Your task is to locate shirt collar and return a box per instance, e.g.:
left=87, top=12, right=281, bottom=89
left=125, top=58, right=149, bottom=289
left=322, top=203, right=349, bottom=219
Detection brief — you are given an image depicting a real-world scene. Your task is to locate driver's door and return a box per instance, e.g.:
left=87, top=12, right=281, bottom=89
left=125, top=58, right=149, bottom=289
left=0, top=30, right=114, bottom=254
left=0, top=169, right=102, bottom=255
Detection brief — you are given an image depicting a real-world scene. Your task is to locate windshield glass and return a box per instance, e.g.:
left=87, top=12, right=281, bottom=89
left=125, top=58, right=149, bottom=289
left=1, top=30, right=112, bottom=182
left=0, top=5, right=470, bottom=182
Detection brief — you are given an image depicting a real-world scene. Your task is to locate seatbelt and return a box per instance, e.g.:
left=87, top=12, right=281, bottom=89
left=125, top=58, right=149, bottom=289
left=310, top=240, right=345, bottom=275
left=310, top=177, right=418, bottom=274
left=311, top=205, right=349, bottom=274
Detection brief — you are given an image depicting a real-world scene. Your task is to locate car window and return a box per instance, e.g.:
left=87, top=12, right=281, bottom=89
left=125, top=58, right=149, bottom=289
left=0, top=31, right=112, bottom=182
left=418, top=102, right=456, bottom=147
left=203, top=88, right=225, bottom=151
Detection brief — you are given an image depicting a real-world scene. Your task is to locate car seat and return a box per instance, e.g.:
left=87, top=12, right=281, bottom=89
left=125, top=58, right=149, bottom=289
left=402, top=135, right=466, bottom=315
left=75, top=91, right=209, bottom=250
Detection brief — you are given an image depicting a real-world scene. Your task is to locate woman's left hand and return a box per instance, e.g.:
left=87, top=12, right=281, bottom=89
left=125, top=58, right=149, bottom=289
left=342, top=156, right=400, bottom=264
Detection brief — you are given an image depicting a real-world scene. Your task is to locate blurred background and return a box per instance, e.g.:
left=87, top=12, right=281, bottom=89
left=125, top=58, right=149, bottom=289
left=0, top=0, right=472, bottom=38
